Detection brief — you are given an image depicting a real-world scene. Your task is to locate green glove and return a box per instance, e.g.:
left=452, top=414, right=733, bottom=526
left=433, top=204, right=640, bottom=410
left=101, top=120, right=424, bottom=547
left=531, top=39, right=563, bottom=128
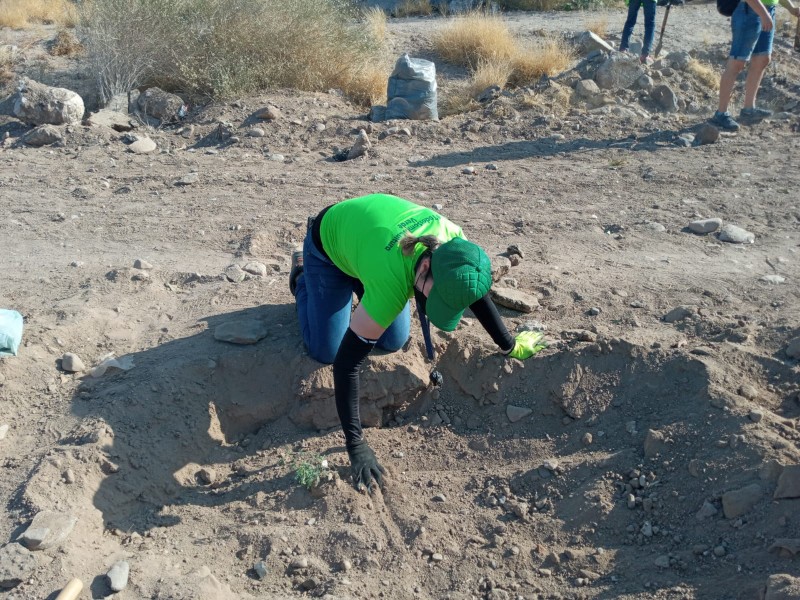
left=508, top=331, right=547, bottom=360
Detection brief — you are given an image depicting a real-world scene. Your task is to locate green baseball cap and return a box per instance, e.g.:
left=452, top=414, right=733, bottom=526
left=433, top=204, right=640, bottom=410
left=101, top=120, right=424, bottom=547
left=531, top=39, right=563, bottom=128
left=426, top=238, right=493, bottom=332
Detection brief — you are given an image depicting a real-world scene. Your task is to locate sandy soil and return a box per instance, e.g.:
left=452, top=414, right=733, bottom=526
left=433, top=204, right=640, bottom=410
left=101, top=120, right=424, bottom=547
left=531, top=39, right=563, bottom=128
left=1, top=4, right=800, bottom=599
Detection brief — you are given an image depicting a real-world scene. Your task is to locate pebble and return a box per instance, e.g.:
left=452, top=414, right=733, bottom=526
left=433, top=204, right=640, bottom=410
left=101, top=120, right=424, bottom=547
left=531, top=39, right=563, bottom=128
left=431, top=553, right=444, bottom=562
left=197, top=468, right=215, bottom=485
left=486, top=163, right=498, bottom=170
left=646, top=222, right=666, bottom=233
left=19, top=511, right=78, bottom=550
left=213, top=320, right=268, bottom=345
left=247, top=128, right=266, bottom=137
left=713, top=545, right=726, bottom=557
left=432, top=494, right=446, bottom=502
left=0, top=424, right=8, bottom=441
left=290, top=557, right=309, bottom=570
left=738, top=384, right=758, bottom=400
left=543, top=458, right=559, bottom=471
left=254, top=560, right=268, bottom=579
left=128, top=137, right=157, bottom=154
left=760, top=274, right=785, bottom=284
left=718, top=224, right=755, bottom=244
left=588, top=307, right=601, bottom=316
left=255, top=105, right=281, bottom=120
left=176, top=172, right=199, bottom=186
left=61, top=353, right=85, bottom=373
left=341, top=559, right=352, bottom=571
left=641, top=521, right=653, bottom=537
left=106, top=560, right=129, bottom=592
left=695, top=123, right=719, bottom=145
left=654, top=555, right=670, bottom=568
left=506, top=405, right=533, bottom=423
left=748, top=409, right=764, bottom=423
left=581, top=432, right=593, bottom=446
left=695, top=500, right=718, bottom=520
left=462, top=166, right=476, bottom=175
left=688, top=218, right=722, bottom=234
left=243, top=262, right=268, bottom=277
left=627, top=494, right=636, bottom=509
left=224, top=264, right=246, bottom=283
left=133, top=258, right=153, bottom=270
left=268, top=153, right=285, bottom=162
left=63, top=469, right=75, bottom=484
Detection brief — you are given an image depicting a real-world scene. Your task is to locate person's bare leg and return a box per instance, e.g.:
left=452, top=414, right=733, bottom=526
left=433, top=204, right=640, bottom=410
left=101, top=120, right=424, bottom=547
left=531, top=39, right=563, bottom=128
left=717, top=58, right=745, bottom=113
left=742, top=54, right=770, bottom=108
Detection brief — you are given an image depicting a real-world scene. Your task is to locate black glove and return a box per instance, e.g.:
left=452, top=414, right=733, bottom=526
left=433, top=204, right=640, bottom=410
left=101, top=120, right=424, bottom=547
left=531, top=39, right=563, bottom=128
left=347, top=440, right=385, bottom=491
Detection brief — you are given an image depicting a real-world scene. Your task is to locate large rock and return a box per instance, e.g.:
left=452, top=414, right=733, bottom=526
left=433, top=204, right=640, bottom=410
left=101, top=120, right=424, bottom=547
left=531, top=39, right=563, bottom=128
left=86, top=109, right=134, bottom=132
left=595, top=54, right=645, bottom=90
left=5, top=79, right=84, bottom=126
left=575, top=79, right=601, bottom=100
left=575, top=31, right=614, bottom=56
left=764, top=574, right=800, bottom=600
left=21, top=124, right=63, bottom=147
left=688, top=218, right=722, bottom=234
left=0, top=544, right=38, bottom=589
left=135, top=87, right=184, bottom=123
left=213, top=320, right=269, bottom=345
left=721, top=483, right=763, bottom=519
left=695, top=123, right=720, bottom=145
left=774, top=464, right=800, bottom=499
left=719, top=224, right=755, bottom=244
left=489, top=287, right=538, bottom=313
left=643, top=429, right=668, bottom=458
left=19, top=511, right=78, bottom=550
left=651, top=84, right=678, bottom=112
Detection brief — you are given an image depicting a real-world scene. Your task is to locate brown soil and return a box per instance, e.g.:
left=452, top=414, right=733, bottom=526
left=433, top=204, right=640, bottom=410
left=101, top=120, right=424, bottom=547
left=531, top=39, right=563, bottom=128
left=1, top=6, right=799, bottom=600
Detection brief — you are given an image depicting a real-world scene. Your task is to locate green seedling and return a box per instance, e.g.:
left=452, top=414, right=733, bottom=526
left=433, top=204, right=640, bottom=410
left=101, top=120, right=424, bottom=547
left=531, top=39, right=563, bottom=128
left=293, top=454, right=328, bottom=490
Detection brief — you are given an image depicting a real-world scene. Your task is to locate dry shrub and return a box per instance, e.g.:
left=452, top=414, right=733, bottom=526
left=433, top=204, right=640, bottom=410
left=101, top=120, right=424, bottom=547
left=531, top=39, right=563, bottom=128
left=516, top=82, right=571, bottom=115
left=0, top=0, right=78, bottom=28
left=337, top=61, right=390, bottom=106
left=467, top=59, right=512, bottom=97
left=0, top=45, right=16, bottom=86
left=364, top=7, right=388, bottom=42
left=394, top=0, right=434, bottom=17
left=81, top=0, right=383, bottom=105
left=686, top=58, right=719, bottom=91
left=496, top=0, right=566, bottom=9
left=508, top=37, right=574, bottom=85
left=49, top=29, right=83, bottom=56
left=439, top=84, right=481, bottom=117
left=433, top=11, right=517, bottom=68
left=586, top=15, right=608, bottom=38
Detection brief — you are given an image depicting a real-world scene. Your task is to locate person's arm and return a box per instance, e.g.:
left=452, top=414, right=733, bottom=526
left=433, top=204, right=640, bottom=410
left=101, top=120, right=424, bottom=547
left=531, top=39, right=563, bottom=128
left=778, top=0, right=800, bottom=16
left=469, top=294, right=548, bottom=360
left=745, top=0, right=774, bottom=30
left=333, top=304, right=386, bottom=491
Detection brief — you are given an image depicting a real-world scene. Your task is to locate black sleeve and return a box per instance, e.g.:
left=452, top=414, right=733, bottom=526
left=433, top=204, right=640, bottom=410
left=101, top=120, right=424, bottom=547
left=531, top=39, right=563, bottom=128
left=332, top=328, right=376, bottom=448
left=469, top=294, right=515, bottom=353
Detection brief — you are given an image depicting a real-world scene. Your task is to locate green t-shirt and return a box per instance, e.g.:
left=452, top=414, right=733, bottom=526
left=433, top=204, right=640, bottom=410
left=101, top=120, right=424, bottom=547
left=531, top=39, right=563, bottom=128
left=321, top=194, right=465, bottom=328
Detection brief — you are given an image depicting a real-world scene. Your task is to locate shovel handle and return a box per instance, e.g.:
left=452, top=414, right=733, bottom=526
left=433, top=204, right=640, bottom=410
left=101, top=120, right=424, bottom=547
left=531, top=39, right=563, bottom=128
left=55, top=578, right=83, bottom=600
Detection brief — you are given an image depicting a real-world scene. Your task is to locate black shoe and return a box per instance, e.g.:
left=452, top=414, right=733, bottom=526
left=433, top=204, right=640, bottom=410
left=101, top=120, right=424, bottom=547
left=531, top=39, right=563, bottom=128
left=289, top=249, right=303, bottom=296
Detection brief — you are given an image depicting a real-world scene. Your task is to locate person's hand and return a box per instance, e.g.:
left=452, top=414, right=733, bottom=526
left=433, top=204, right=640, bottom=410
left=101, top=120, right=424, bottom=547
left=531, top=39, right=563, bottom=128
left=507, top=331, right=548, bottom=360
left=347, top=440, right=385, bottom=492
left=760, top=12, right=773, bottom=32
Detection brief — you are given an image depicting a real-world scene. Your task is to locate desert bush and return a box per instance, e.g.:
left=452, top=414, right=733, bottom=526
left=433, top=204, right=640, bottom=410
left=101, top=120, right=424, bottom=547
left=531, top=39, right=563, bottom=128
left=80, top=0, right=385, bottom=105
left=364, top=6, right=388, bottom=42
left=686, top=58, right=719, bottom=91
left=394, top=0, right=434, bottom=17
left=508, top=37, right=574, bottom=85
left=0, top=0, right=78, bottom=28
left=49, top=29, right=83, bottom=56
left=0, top=45, right=16, bottom=87
left=433, top=11, right=518, bottom=68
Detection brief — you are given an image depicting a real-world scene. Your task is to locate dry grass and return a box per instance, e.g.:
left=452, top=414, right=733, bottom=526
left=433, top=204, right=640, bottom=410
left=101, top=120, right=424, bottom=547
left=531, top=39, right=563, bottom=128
left=394, top=0, right=434, bottom=17
left=364, top=7, right=388, bottom=42
left=0, top=0, right=78, bottom=28
left=585, top=15, right=608, bottom=38
left=439, top=84, right=481, bottom=117
left=0, top=45, right=16, bottom=86
left=496, top=0, right=565, bottom=9
left=433, top=12, right=518, bottom=68
left=337, top=62, right=390, bottom=106
left=687, top=58, right=719, bottom=91
left=49, top=29, right=83, bottom=56
left=508, top=37, right=574, bottom=86
left=468, top=59, right=513, bottom=96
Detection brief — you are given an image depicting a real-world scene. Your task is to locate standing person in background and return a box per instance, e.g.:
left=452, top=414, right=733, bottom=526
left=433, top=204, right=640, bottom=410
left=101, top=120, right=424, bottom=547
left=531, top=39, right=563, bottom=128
left=289, top=194, right=547, bottom=491
left=619, top=0, right=658, bottom=64
left=712, top=0, right=800, bottom=131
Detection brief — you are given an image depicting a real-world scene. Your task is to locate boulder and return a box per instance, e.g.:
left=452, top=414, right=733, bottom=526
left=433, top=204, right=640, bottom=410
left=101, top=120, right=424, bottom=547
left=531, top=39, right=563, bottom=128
left=0, top=544, right=37, bottom=589
left=575, top=31, right=614, bottom=56
left=21, top=124, right=63, bottom=147
left=595, top=54, right=645, bottom=90
left=651, top=84, right=678, bottom=112
left=135, top=87, right=184, bottom=123
left=721, top=483, right=763, bottom=519
left=4, top=79, right=84, bottom=126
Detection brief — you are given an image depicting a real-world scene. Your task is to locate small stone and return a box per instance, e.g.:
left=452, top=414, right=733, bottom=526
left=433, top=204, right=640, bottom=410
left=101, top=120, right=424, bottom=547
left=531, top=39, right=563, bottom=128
left=654, top=555, right=670, bottom=568
left=774, top=465, right=800, bottom=499
left=247, top=128, right=266, bottom=137
left=713, top=545, right=726, bottom=557
left=643, top=429, right=668, bottom=458
left=22, top=125, right=63, bottom=147
left=213, top=320, right=268, bottom=345
left=106, top=561, right=129, bottom=592
left=133, top=258, right=153, bottom=270
left=695, top=123, right=719, bottom=145
left=224, top=264, right=246, bottom=283
left=722, top=483, right=763, bottom=519
left=507, top=405, right=533, bottom=423
left=588, top=307, right=601, bottom=316
left=255, top=105, right=281, bottom=120
left=63, top=469, right=75, bottom=484
left=581, top=432, right=593, bottom=446
left=718, top=224, right=755, bottom=244
left=760, top=274, right=786, bottom=284
left=268, top=153, right=285, bottom=162
left=739, top=384, right=758, bottom=400
left=341, top=559, right=352, bottom=571
left=346, top=130, right=370, bottom=160
left=650, top=84, right=678, bottom=112
left=61, top=353, right=85, bottom=373
left=462, top=166, right=475, bottom=175
left=749, top=409, right=764, bottom=423
left=688, top=218, right=722, bottom=234
left=289, top=557, right=309, bottom=570
left=543, top=458, right=559, bottom=471
left=641, top=521, right=653, bottom=537
left=197, top=468, right=215, bottom=485
left=486, top=163, right=498, bottom=170
left=432, top=494, right=446, bottom=502
left=663, top=305, right=695, bottom=323
left=243, top=262, right=267, bottom=277
left=176, top=172, right=199, bottom=186
left=254, top=560, right=268, bottom=579
left=128, top=137, right=157, bottom=154
left=0, top=424, right=8, bottom=441
left=627, top=494, right=636, bottom=509
left=431, top=553, right=444, bottom=562
left=19, top=511, right=78, bottom=550
left=490, top=288, right=539, bottom=313
left=695, top=500, right=718, bottom=521
left=646, top=222, right=666, bottom=233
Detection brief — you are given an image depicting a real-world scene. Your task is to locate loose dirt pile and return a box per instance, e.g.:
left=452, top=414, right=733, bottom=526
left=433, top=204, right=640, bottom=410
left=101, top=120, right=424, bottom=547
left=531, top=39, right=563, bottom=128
left=1, top=5, right=800, bottom=599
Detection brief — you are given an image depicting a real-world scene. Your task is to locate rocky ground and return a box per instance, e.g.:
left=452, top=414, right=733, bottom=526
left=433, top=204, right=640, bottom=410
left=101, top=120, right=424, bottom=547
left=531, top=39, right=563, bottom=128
left=1, top=4, right=800, bottom=600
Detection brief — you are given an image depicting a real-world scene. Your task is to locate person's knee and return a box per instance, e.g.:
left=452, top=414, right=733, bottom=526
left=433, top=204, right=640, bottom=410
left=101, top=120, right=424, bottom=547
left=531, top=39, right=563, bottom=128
left=377, top=336, right=408, bottom=353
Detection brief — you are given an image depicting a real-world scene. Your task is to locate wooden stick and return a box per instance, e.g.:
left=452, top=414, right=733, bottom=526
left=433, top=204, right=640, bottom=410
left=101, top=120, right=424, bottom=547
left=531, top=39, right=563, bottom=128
left=54, top=578, right=83, bottom=600
left=794, top=15, right=800, bottom=51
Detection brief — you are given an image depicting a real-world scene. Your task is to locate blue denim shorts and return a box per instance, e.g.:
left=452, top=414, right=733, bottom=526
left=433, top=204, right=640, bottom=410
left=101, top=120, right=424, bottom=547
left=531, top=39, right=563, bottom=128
left=729, top=2, right=775, bottom=61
